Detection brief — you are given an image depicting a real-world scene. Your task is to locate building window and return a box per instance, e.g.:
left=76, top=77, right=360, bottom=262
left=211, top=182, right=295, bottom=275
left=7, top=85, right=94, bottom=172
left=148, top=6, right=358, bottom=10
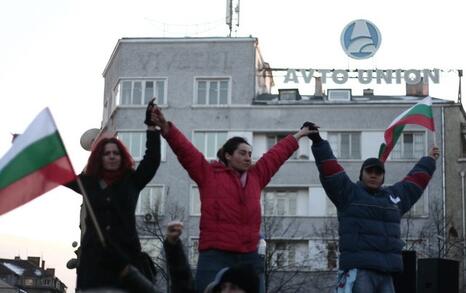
left=189, top=238, right=200, bottom=267
left=195, top=78, right=230, bottom=105
left=140, top=237, right=163, bottom=260
left=327, top=132, right=361, bottom=159
left=253, top=132, right=309, bottom=160
left=262, top=188, right=309, bottom=216
left=190, top=186, right=201, bottom=216
left=308, top=240, right=338, bottom=271
left=269, top=240, right=309, bottom=269
left=193, top=131, right=228, bottom=159
left=24, top=278, right=34, bottom=286
left=136, top=186, right=165, bottom=216
left=116, top=79, right=167, bottom=105
left=118, top=131, right=167, bottom=161
left=391, top=132, right=425, bottom=160
left=405, top=190, right=429, bottom=217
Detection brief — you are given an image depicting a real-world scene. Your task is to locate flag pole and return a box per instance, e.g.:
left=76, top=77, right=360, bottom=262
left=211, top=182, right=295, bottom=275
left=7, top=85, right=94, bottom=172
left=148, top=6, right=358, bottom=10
left=46, top=108, right=107, bottom=248
left=76, top=177, right=107, bottom=248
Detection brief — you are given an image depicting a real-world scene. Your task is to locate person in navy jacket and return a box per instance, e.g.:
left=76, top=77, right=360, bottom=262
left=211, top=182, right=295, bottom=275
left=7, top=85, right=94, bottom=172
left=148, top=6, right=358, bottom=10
left=305, top=122, right=439, bottom=293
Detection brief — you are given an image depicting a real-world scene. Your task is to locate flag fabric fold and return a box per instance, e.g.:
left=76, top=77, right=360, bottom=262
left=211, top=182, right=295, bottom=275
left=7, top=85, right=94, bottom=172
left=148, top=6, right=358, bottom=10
left=378, top=96, right=435, bottom=162
left=0, top=108, right=76, bottom=215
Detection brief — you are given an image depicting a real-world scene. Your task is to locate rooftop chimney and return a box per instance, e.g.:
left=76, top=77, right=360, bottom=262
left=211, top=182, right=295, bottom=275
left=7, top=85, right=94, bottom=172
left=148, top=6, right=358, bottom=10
left=27, top=256, right=40, bottom=267
left=45, top=268, right=55, bottom=277
left=406, top=77, right=429, bottom=97
left=314, top=77, right=323, bottom=97
left=363, top=88, right=374, bottom=96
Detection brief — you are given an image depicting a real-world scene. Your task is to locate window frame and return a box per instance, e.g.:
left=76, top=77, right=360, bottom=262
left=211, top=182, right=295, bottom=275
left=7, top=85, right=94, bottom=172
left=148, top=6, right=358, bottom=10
left=115, top=78, right=168, bottom=106
left=193, top=76, right=232, bottom=106
left=135, top=184, right=166, bottom=216
left=327, top=131, right=362, bottom=160
left=117, top=130, right=167, bottom=162
left=389, top=131, right=427, bottom=161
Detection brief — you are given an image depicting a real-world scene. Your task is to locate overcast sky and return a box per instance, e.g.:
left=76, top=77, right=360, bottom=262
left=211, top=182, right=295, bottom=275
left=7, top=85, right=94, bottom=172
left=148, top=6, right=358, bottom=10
left=1, top=0, right=465, bottom=291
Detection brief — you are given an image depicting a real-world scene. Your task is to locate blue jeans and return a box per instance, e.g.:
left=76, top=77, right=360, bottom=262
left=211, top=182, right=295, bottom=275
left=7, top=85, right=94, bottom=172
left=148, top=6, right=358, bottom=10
left=196, top=249, right=265, bottom=293
left=351, top=269, right=395, bottom=293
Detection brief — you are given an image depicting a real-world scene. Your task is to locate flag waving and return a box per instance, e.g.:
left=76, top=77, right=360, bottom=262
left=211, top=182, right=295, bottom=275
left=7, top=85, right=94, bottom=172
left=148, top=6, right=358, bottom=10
left=0, top=108, right=76, bottom=215
left=378, top=96, right=435, bottom=162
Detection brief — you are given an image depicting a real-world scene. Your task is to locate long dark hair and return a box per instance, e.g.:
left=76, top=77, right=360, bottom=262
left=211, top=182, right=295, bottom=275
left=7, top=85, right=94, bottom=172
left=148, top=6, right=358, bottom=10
left=216, top=136, right=250, bottom=165
left=85, top=137, right=134, bottom=178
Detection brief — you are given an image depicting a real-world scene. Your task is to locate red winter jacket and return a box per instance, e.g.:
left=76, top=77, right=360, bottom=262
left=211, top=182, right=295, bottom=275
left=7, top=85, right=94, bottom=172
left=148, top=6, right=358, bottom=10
left=164, top=123, right=299, bottom=253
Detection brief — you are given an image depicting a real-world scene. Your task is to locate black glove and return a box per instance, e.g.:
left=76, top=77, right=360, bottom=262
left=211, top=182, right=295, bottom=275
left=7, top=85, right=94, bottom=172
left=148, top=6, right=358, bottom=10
left=144, top=98, right=156, bottom=126
left=301, top=121, right=322, bottom=143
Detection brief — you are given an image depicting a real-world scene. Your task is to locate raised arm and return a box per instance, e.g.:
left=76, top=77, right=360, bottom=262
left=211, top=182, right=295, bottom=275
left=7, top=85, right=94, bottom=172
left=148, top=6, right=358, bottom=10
left=153, top=105, right=210, bottom=185
left=133, top=99, right=162, bottom=190
left=390, top=146, right=438, bottom=215
left=253, top=123, right=317, bottom=188
left=308, top=122, right=354, bottom=208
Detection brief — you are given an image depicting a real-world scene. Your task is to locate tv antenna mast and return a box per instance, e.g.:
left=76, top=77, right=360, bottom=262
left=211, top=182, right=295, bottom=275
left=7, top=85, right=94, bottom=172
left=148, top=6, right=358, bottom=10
left=226, top=0, right=240, bottom=37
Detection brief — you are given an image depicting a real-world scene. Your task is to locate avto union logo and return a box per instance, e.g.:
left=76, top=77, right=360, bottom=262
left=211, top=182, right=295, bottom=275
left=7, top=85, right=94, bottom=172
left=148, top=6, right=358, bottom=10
left=341, top=19, right=381, bottom=60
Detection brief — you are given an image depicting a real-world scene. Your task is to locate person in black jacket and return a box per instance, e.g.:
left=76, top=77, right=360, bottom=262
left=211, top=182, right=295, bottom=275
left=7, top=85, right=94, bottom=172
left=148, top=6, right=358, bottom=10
left=67, top=99, right=161, bottom=292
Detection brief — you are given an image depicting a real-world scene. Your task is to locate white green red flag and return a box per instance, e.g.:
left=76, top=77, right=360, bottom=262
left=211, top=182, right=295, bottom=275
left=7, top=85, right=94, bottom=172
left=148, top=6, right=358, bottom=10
left=0, top=108, right=76, bottom=215
left=378, top=96, right=435, bottom=162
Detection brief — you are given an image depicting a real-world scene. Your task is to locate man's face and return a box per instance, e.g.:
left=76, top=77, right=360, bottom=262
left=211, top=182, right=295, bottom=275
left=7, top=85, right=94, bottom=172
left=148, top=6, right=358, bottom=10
left=361, top=166, right=384, bottom=190
left=220, top=282, right=246, bottom=293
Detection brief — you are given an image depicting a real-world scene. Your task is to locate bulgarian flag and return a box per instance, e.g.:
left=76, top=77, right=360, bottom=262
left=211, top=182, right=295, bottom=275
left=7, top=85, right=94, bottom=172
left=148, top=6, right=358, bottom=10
left=0, top=108, right=76, bottom=215
left=378, top=96, right=435, bottom=162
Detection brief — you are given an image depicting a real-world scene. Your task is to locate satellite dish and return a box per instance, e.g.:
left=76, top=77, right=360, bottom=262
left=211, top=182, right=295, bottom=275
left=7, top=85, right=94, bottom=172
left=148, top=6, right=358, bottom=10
left=80, top=128, right=100, bottom=151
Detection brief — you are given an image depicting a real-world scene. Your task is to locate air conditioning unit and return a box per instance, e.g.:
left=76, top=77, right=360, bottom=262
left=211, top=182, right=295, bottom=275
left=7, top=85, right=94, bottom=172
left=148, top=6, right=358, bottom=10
left=144, top=213, right=154, bottom=223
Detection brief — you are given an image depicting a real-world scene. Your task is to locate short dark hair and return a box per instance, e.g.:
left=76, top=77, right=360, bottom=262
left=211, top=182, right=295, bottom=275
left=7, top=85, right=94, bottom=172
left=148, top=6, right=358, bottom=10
left=216, top=136, right=250, bottom=165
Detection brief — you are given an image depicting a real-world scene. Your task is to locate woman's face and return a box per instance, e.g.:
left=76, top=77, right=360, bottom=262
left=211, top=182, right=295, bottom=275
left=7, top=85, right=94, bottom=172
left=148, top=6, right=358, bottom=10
left=225, top=143, right=252, bottom=172
left=102, top=142, right=122, bottom=171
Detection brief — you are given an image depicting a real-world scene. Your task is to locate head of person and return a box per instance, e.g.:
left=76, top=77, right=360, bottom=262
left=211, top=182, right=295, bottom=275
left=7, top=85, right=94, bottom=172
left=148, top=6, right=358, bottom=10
left=85, top=137, right=134, bottom=178
left=204, top=264, right=259, bottom=293
left=216, top=137, right=252, bottom=173
left=359, top=157, right=385, bottom=192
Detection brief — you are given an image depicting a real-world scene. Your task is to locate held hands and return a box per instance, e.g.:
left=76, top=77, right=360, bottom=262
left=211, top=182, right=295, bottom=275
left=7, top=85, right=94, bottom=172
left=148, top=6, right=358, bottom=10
left=297, top=121, right=322, bottom=143
left=144, top=97, right=170, bottom=134
left=429, top=146, right=440, bottom=160
left=165, top=220, right=184, bottom=244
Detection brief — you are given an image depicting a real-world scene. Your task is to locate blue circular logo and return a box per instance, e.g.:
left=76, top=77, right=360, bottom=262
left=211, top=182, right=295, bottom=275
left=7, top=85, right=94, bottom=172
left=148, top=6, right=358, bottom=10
left=341, top=19, right=381, bottom=60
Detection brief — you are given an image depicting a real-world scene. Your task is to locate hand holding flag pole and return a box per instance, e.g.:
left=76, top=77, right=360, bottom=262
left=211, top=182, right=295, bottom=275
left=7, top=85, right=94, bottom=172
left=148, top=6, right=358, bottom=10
left=378, top=96, right=436, bottom=162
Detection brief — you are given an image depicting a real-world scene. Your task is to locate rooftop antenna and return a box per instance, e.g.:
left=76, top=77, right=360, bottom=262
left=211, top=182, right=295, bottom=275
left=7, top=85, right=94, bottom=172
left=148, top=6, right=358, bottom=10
left=226, top=0, right=240, bottom=37
left=458, top=69, right=463, bottom=104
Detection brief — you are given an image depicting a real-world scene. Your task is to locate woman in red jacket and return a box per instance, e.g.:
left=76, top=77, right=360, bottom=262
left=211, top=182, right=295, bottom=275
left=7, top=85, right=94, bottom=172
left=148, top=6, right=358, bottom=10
left=152, top=105, right=313, bottom=292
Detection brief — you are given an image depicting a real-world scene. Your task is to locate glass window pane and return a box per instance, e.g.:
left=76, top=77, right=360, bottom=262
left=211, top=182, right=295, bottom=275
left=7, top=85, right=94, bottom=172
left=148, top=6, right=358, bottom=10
left=217, top=132, right=227, bottom=149
left=132, top=133, right=142, bottom=158
left=404, top=133, right=414, bottom=158
left=351, top=133, right=361, bottom=159
left=156, top=81, right=165, bottom=104
left=414, top=133, right=425, bottom=158
left=219, top=81, right=228, bottom=104
left=266, top=135, right=276, bottom=150
left=206, top=133, right=216, bottom=158
left=133, top=81, right=142, bottom=104
left=288, top=195, right=297, bottom=216
left=122, top=81, right=132, bottom=105
left=197, top=81, right=206, bottom=104
left=327, top=133, right=338, bottom=157
left=144, top=81, right=154, bottom=104
left=193, top=132, right=206, bottom=154
left=340, top=133, right=350, bottom=159
left=208, top=81, right=219, bottom=105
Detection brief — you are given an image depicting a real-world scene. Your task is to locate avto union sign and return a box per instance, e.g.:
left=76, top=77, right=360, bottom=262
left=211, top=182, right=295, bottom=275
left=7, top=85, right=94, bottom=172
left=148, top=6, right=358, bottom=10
left=284, top=20, right=440, bottom=85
